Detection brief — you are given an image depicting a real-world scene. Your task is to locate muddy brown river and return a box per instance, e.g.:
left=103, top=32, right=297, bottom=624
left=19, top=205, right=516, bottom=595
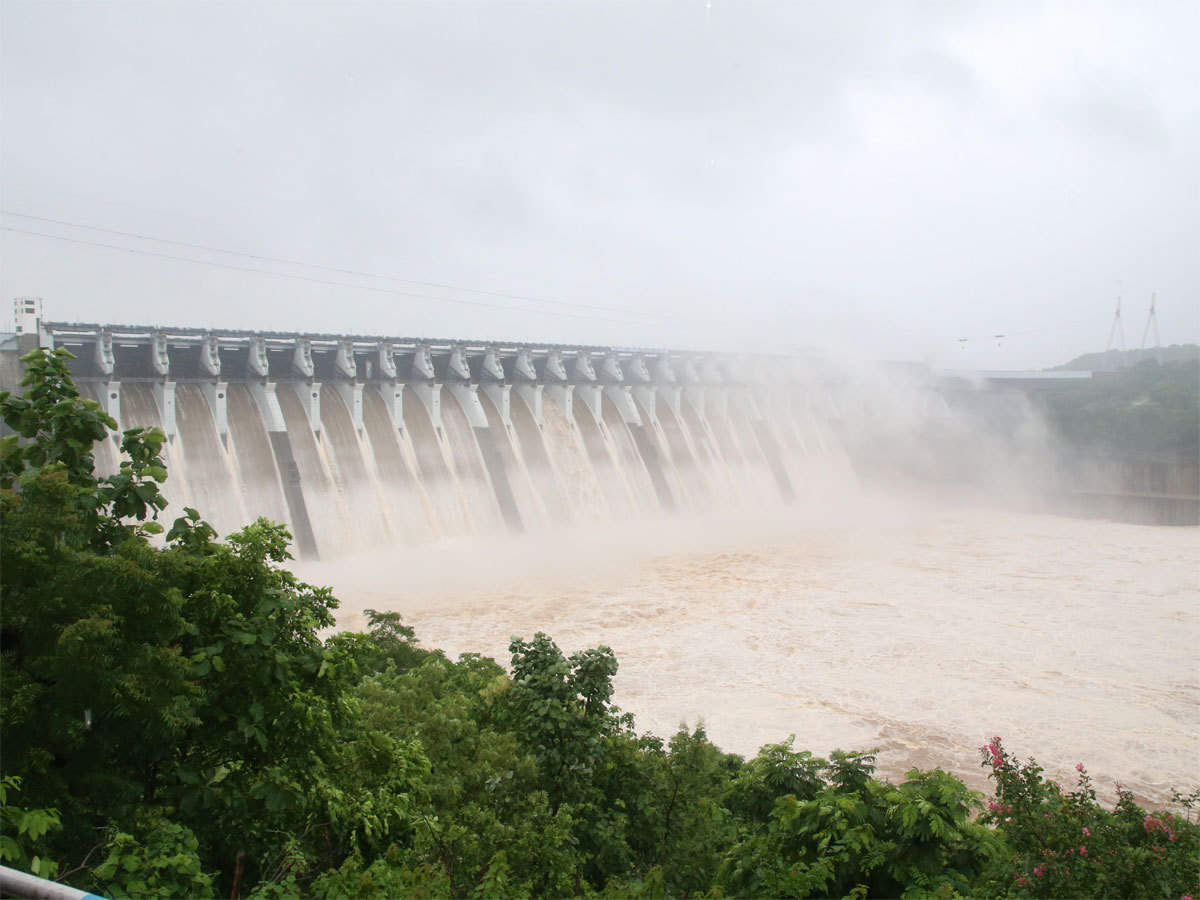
left=301, top=497, right=1199, bottom=805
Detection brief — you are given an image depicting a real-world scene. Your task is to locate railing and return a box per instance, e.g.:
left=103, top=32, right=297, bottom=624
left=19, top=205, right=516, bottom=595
left=0, top=865, right=107, bottom=900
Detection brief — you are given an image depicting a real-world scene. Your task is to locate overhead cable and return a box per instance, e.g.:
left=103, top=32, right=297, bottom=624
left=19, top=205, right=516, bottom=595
left=1, top=210, right=658, bottom=321
left=1, top=225, right=650, bottom=325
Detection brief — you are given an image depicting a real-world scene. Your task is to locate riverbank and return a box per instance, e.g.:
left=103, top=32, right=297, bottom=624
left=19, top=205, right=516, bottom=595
left=301, top=496, right=1200, bottom=806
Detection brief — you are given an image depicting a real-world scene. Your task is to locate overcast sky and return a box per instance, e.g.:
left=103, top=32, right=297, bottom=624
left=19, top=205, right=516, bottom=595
left=2, top=1, right=1197, bottom=368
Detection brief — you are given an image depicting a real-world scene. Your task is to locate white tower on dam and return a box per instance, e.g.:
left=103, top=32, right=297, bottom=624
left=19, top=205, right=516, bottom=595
left=12, top=297, right=44, bottom=348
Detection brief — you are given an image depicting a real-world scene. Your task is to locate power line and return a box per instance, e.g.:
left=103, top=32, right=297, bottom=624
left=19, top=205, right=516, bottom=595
left=1105, top=297, right=1126, bottom=352
left=0, top=209, right=659, bottom=321
left=1, top=225, right=652, bottom=325
left=950, top=315, right=1094, bottom=346
left=0, top=211, right=874, bottom=348
left=1140, top=294, right=1160, bottom=350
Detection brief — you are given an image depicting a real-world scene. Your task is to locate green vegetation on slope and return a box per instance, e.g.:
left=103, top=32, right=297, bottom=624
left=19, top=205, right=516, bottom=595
left=1054, top=344, right=1199, bottom=373
left=1037, top=355, right=1199, bottom=457
left=2, top=348, right=1198, bottom=899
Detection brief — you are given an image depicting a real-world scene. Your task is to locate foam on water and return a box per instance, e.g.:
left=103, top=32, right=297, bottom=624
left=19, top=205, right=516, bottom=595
left=305, top=498, right=1200, bottom=807
left=85, top=365, right=1197, bottom=804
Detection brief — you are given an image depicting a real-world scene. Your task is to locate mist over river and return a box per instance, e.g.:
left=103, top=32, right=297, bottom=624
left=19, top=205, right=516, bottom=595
left=299, top=494, right=1199, bottom=806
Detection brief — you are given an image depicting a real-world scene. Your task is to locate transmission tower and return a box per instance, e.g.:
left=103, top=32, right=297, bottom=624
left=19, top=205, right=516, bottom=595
left=1140, top=293, right=1161, bottom=349
left=1105, top=297, right=1126, bottom=352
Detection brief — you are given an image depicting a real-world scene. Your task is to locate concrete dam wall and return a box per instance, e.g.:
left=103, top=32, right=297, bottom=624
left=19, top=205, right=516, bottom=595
left=32, top=322, right=851, bottom=558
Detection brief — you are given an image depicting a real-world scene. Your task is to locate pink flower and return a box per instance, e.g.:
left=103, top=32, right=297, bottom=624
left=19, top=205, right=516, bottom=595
left=1080, top=846, right=1087, bottom=856
left=1017, top=877, right=1028, bottom=887
left=1033, top=866, right=1045, bottom=877
left=1076, top=762, right=1085, bottom=772
left=1145, top=814, right=1170, bottom=836
left=1083, top=827, right=1091, bottom=836
left=984, top=738, right=1004, bottom=765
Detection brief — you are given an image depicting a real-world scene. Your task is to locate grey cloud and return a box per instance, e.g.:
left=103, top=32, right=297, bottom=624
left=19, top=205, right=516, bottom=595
left=1050, top=76, right=1170, bottom=149
left=890, top=48, right=981, bottom=102
left=1, top=1, right=1197, bottom=366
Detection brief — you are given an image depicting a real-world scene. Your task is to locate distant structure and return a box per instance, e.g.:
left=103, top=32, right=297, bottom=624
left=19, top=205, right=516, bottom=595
left=12, top=297, right=44, bottom=351
left=1140, top=294, right=1161, bottom=350
left=1105, top=297, right=1126, bottom=352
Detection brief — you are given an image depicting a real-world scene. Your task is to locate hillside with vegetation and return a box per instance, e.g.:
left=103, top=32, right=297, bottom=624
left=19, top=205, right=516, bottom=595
left=2, top=348, right=1198, bottom=899
left=1038, top=349, right=1199, bottom=458
left=1053, top=343, right=1199, bottom=373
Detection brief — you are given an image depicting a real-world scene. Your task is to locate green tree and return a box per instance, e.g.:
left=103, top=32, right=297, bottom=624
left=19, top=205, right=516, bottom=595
left=0, top=348, right=420, bottom=892
left=977, top=737, right=1200, bottom=898
left=720, top=751, right=1001, bottom=898
left=0, top=776, right=62, bottom=881
left=0, top=346, right=170, bottom=544
left=647, top=726, right=740, bottom=894
left=506, top=633, right=619, bottom=814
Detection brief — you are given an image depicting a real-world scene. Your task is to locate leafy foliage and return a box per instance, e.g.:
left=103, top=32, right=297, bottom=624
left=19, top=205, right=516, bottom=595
left=977, top=737, right=1200, bottom=898
left=506, top=632, right=619, bottom=813
left=0, top=349, right=406, bottom=892
left=719, top=751, right=1001, bottom=898
left=0, top=776, right=62, bottom=880
left=1, top=347, right=170, bottom=544
left=86, top=818, right=214, bottom=900
left=2, top=348, right=1197, bottom=898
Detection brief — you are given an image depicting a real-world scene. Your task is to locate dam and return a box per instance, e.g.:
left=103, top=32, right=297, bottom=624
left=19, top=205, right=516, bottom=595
left=25, top=318, right=848, bottom=558
left=4, top=310, right=1197, bottom=804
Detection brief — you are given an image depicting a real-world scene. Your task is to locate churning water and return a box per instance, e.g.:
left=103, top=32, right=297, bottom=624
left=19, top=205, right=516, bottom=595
left=87, top=369, right=1197, bottom=805
left=304, top=498, right=1199, bottom=807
